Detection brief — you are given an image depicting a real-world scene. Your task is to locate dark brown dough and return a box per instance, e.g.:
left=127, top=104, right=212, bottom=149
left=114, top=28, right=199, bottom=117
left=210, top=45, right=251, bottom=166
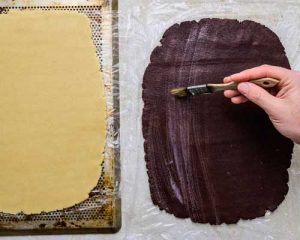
left=142, top=19, right=294, bottom=224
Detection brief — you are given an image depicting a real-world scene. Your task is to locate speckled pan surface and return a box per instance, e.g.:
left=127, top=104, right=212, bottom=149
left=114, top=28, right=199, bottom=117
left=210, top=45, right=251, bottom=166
left=142, top=18, right=294, bottom=224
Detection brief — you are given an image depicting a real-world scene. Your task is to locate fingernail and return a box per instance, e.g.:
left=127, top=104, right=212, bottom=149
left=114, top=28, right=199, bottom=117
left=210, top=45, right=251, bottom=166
left=238, top=82, right=250, bottom=95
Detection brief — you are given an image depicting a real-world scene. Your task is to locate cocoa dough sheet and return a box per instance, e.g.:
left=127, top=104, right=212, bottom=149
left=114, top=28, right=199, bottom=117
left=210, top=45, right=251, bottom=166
left=142, top=19, right=294, bottom=224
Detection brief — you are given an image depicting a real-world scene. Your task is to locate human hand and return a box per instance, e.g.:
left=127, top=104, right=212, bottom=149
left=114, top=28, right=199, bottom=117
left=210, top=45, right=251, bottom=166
left=223, top=64, right=300, bottom=144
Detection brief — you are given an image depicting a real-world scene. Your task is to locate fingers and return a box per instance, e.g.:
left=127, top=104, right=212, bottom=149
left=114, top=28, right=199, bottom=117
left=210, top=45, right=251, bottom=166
left=224, top=90, right=239, bottom=98
left=224, top=90, right=248, bottom=104
left=223, top=64, right=290, bottom=83
left=231, top=95, right=248, bottom=104
left=237, top=82, right=279, bottom=113
left=223, top=65, right=290, bottom=110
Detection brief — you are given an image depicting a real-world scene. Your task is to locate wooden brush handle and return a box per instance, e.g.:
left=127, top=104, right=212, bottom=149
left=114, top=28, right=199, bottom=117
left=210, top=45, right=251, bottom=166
left=207, top=77, right=279, bottom=92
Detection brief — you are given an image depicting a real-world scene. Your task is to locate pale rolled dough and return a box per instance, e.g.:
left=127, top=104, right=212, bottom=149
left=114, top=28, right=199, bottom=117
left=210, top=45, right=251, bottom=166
left=0, top=10, right=106, bottom=214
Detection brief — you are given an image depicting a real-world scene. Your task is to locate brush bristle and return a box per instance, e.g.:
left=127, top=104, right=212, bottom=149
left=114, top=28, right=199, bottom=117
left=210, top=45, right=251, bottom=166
left=170, top=87, right=189, bottom=98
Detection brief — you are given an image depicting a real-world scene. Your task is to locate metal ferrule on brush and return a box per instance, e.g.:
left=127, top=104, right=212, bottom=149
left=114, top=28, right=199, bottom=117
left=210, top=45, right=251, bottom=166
left=187, top=84, right=211, bottom=96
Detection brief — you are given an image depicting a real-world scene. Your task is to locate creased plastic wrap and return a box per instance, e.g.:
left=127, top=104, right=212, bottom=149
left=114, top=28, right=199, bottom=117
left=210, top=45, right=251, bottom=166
left=118, top=1, right=300, bottom=240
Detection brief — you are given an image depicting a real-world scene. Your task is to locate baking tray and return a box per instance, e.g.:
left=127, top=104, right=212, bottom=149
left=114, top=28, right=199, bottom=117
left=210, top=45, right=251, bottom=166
left=0, top=0, right=120, bottom=235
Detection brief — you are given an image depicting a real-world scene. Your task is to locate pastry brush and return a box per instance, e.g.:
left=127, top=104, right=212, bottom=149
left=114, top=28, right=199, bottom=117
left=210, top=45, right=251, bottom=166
left=170, top=77, right=279, bottom=98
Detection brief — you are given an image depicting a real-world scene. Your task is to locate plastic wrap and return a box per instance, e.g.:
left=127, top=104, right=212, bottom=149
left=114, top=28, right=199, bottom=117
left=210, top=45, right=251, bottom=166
left=3, top=0, right=300, bottom=239
left=117, top=1, right=300, bottom=240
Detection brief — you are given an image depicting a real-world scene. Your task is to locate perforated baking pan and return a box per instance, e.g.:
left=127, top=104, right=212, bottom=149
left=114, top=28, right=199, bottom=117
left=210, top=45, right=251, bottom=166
left=0, top=0, right=120, bottom=235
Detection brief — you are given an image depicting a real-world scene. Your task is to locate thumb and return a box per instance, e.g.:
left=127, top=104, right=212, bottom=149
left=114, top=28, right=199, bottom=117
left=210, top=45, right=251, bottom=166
left=237, top=82, right=279, bottom=113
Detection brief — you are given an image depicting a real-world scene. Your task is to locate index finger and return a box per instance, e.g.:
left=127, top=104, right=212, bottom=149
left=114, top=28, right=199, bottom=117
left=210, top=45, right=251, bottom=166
left=223, top=64, right=290, bottom=83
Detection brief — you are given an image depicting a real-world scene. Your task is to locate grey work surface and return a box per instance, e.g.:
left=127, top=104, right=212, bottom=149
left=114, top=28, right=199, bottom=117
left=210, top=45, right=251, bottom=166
left=5, top=0, right=300, bottom=239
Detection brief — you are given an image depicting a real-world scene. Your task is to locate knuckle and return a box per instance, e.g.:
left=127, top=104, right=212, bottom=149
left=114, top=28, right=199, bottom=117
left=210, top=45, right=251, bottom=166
left=261, top=64, right=270, bottom=68
left=260, top=64, right=272, bottom=77
left=240, top=70, right=252, bottom=80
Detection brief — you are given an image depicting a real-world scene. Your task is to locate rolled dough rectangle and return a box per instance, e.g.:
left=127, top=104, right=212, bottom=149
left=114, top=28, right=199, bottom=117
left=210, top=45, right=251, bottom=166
left=0, top=10, right=106, bottom=214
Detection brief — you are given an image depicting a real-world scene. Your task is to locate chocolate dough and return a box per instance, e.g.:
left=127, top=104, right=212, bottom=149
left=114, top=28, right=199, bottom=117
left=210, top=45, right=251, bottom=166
left=142, top=19, right=294, bottom=224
